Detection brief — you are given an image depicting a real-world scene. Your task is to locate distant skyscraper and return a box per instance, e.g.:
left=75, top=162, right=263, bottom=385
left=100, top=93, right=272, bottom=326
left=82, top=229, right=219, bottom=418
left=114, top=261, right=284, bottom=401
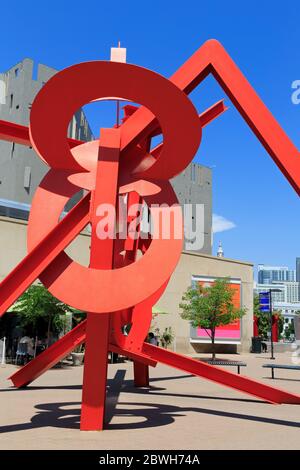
left=297, top=258, right=300, bottom=282
left=258, top=265, right=296, bottom=284
left=296, top=258, right=300, bottom=300
left=255, top=282, right=300, bottom=303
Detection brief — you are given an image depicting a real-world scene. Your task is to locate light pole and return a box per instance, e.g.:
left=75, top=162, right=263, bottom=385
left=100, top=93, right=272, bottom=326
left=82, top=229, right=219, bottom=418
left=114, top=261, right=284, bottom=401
left=269, top=288, right=282, bottom=360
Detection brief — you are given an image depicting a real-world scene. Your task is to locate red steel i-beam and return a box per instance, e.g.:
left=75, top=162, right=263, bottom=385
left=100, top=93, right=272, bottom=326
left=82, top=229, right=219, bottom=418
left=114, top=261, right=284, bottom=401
left=80, top=128, right=121, bottom=431
left=0, top=193, right=90, bottom=317
left=9, top=320, right=157, bottom=388
left=10, top=322, right=300, bottom=405
left=141, top=343, right=300, bottom=404
left=10, top=320, right=87, bottom=388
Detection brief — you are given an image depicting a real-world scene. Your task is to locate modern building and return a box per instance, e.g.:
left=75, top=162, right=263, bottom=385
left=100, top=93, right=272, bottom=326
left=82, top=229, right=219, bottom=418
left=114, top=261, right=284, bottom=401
left=258, top=264, right=296, bottom=284
left=273, top=302, right=300, bottom=334
left=171, top=162, right=212, bottom=254
left=296, top=257, right=300, bottom=300
left=255, top=283, right=285, bottom=302
left=255, top=281, right=300, bottom=303
left=0, top=58, right=93, bottom=217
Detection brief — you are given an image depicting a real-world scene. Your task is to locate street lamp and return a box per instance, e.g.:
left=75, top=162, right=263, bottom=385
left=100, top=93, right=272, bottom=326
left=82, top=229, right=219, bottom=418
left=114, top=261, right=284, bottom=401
left=269, top=288, right=282, bottom=360
left=259, top=288, right=282, bottom=360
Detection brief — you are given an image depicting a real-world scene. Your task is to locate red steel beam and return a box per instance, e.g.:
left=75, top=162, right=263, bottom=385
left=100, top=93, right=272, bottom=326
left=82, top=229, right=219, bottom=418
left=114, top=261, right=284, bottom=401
left=10, top=324, right=300, bottom=405
left=10, top=320, right=87, bottom=388
left=199, top=99, right=227, bottom=128
left=120, top=40, right=300, bottom=195
left=0, top=119, right=82, bottom=148
left=142, top=343, right=300, bottom=404
left=10, top=320, right=156, bottom=388
left=0, top=99, right=226, bottom=150
left=80, top=128, right=121, bottom=431
left=0, top=193, right=90, bottom=317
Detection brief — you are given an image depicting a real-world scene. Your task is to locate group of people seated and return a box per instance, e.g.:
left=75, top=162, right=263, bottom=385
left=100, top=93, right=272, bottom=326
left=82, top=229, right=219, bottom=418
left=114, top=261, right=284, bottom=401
left=15, top=336, right=48, bottom=365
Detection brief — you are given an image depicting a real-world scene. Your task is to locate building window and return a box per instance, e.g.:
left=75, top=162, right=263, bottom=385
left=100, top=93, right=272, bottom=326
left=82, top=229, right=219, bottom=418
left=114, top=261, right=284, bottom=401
left=15, top=68, right=19, bottom=77
left=9, top=94, right=13, bottom=109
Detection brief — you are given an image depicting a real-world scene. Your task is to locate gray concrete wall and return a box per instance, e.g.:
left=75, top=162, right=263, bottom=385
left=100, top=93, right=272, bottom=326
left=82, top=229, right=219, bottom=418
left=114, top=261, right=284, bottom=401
left=171, top=162, right=212, bottom=255
left=0, top=59, right=93, bottom=207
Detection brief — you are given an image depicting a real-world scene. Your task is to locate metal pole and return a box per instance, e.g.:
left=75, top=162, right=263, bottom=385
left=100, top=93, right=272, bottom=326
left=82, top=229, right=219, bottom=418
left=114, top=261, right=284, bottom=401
left=269, top=290, right=275, bottom=360
left=116, top=40, right=121, bottom=128
left=1, top=337, right=6, bottom=365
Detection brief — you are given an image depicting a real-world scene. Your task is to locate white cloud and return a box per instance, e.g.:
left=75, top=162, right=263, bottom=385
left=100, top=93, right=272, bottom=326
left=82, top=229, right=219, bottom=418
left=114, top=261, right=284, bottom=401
left=212, top=214, right=236, bottom=233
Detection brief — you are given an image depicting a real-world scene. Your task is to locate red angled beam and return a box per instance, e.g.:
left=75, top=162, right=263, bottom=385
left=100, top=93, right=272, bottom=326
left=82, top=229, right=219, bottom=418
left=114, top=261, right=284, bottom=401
left=10, top=319, right=300, bottom=405
left=142, top=343, right=300, bottom=405
left=0, top=192, right=90, bottom=317
left=0, top=99, right=226, bottom=150
left=0, top=119, right=82, bottom=148
left=10, top=319, right=156, bottom=388
left=199, top=99, right=227, bottom=128
left=10, top=320, right=87, bottom=388
left=120, top=40, right=300, bottom=195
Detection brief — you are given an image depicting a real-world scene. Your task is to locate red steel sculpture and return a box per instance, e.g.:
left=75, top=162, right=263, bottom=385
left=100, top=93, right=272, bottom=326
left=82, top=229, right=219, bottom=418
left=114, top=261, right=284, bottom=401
left=0, top=40, right=300, bottom=431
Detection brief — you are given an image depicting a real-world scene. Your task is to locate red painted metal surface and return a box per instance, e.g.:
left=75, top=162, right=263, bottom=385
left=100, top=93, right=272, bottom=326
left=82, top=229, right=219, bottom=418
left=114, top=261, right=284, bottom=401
left=0, top=118, right=82, bottom=148
left=10, top=320, right=157, bottom=388
left=0, top=192, right=90, bottom=317
left=2, top=40, right=300, bottom=432
left=253, top=315, right=259, bottom=337
left=142, top=343, right=300, bottom=404
left=10, top=320, right=87, bottom=388
left=10, top=325, right=300, bottom=404
left=133, top=362, right=150, bottom=388
left=80, top=128, right=121, bottom=430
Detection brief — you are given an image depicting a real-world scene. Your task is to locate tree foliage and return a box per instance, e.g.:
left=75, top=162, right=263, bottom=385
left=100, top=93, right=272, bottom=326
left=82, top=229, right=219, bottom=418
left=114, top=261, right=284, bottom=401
left=180, top=278, right=246, bottom=359
left=11, top=284, right=70, bottom=338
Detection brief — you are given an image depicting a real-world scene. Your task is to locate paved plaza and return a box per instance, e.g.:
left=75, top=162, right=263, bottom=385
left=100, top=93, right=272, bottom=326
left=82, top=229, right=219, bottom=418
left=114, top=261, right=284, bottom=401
left=0, top=352, right=300, bottom=450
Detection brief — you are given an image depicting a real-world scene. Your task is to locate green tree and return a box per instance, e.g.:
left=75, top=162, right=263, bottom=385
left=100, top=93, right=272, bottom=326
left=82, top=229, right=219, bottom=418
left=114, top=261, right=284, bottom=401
left=11, top=284, right=70, bottom=346
left=180, top=278, right=246, bottom=360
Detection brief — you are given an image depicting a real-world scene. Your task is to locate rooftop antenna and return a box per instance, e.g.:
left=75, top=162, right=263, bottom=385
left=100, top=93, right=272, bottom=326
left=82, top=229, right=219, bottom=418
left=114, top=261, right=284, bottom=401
left=110, top=41, right=127, bottom=127
left=217, top=241, right=224, bottom=258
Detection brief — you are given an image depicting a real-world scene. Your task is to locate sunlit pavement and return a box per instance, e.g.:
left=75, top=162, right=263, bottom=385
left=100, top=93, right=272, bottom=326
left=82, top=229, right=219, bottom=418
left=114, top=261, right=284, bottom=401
left=0, top=351, right=299, bottom=450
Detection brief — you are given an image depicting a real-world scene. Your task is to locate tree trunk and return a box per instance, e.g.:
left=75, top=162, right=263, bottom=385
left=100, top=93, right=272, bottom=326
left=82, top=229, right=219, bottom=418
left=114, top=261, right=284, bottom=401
left=211, top=330, right=216, bottom=360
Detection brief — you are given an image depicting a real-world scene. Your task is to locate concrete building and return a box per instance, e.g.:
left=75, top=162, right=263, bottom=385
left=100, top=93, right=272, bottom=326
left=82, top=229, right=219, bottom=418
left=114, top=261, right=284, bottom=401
left=0, top=215, right=253, bottom=354
left=296, top=257, right=300, bottom=300
left=257, top=264, right=296, bottom=284
left=255, top=281, right=300, bottom=303
left=0, top=58, right=93, bottom=215
left=171, top=162, right=212, bottom=254
left=273, top=301, right=300, bottom=335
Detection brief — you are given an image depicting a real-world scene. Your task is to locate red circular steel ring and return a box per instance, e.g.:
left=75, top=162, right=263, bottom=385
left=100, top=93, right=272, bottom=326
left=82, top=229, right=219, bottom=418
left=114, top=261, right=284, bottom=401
left=27, top=168, right=182, bottom=313
left=29, top=61, right=201, bottom=181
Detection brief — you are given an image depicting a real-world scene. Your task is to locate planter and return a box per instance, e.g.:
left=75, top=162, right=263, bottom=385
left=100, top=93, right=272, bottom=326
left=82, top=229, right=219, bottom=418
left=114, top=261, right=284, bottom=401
left=71, top=352, right=84, bottom=366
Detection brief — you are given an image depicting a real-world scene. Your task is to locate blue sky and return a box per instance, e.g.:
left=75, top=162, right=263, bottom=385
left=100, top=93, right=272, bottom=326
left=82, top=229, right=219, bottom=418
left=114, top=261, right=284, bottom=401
left=1, top=1, right=299, bottom=276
